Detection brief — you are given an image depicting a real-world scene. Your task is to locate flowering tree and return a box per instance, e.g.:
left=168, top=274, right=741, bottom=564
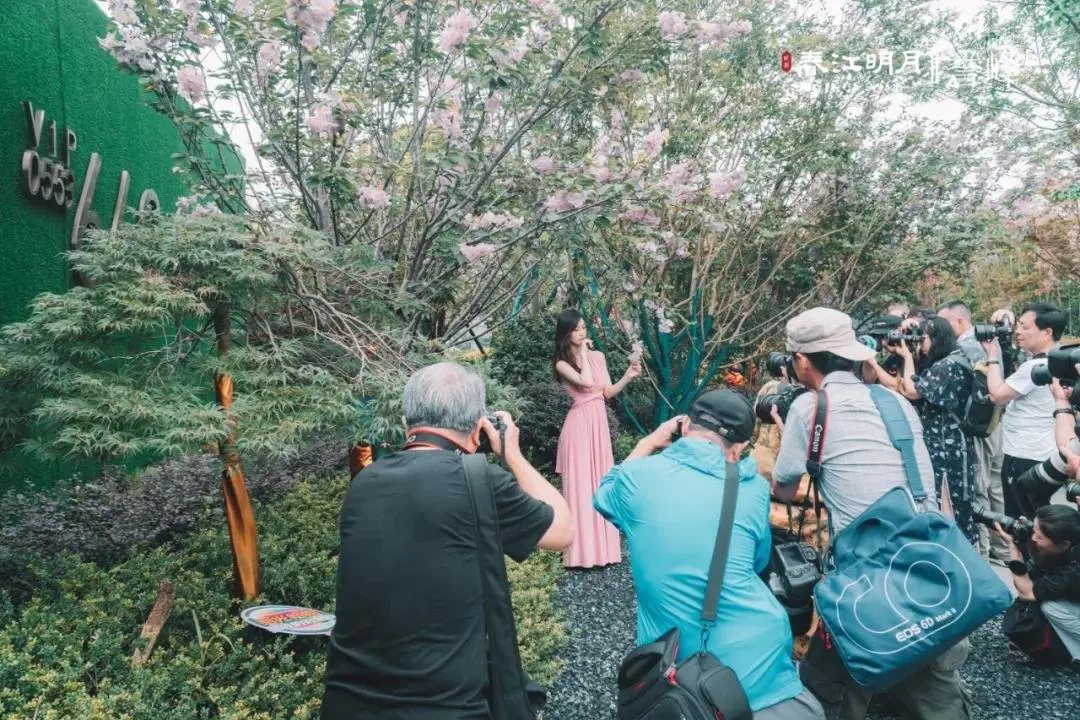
left=535, top=0, right=1002, bottom=423
left=97, top=0, right=695, bottom=345
left=97, top=0, right=1003, bottom=433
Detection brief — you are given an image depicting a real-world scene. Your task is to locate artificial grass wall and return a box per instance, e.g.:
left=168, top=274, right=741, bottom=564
left=0, top=0, right=242, bottom=489
left=0, top=0, right=239, bottom=327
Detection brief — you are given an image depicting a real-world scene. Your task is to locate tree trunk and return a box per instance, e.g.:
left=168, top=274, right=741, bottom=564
left=214, top=305, right=260, bottom=600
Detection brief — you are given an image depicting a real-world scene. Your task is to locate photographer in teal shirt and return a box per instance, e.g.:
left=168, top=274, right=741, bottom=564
left=594, top=390, right=823, bottom=719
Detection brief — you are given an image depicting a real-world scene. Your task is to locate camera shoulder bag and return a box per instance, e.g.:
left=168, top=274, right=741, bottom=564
left=811, top=385, right=1012, bottom=690
left=1001, top=598, right=1072, bottom=667
left=461, top=454, right=547, bottom=720
left=614, top=461, right=752, bottom=720
left=946, top=347, right=1002, bottom=439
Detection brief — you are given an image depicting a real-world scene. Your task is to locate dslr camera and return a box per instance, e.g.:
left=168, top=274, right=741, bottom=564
left=884, top=327, right=925, bottom=352
left=755, top=383, right=808, bottom=424
left=973, top=318, right=1014, bottom=344
left=1030, top=344, right=1080, bottom=387
left=762, top=532, right=822, bottom=636
left=766, top=351, right=796, bottom=380
left=973, top=506, right=1034, bottom=544
left=476, top=413, right=506, bottom=455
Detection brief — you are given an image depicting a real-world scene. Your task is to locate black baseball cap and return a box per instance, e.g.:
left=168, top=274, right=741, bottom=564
left=688, top=389, right=754, bottom=443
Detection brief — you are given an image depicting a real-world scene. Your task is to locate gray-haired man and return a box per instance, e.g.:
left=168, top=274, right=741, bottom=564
left=322, top=362, right=572, bottom=720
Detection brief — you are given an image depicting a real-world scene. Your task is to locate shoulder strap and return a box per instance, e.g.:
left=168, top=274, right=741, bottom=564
left=867, top=385, right=927, bottom=500
left=701, top=462, right=740, bottom=626
left=461, top=454, right=533, bottom=720
left=803, top=391, right=829, bottom=561
left=806, top=390, right=828, bottom=481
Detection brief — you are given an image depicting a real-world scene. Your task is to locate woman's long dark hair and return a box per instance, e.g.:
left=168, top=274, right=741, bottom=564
left=553, top=310, right=584, bottom=377
left=924, top=315, right=958, bottom=366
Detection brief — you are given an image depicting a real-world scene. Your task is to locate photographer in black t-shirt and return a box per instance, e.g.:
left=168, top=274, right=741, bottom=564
left=321, top=362, right=573, bottom=720
left=997, top=505, right=1080, bottom=668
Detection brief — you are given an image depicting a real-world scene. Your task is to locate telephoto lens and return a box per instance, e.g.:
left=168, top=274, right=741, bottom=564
left=1031, top=344, right=1080, bottom=387
left=1066, top=482, right=1080, bottom=504
left=972, top=506, right=1035, bottom=543
left=766, top=351, right=795, bottom=379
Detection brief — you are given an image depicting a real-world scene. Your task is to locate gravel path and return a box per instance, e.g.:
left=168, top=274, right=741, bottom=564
left=544, top=552, right=1080, bottom=720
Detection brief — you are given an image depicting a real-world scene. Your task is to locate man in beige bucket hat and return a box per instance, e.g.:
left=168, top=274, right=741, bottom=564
left=770, top=308, right=970, bottom=720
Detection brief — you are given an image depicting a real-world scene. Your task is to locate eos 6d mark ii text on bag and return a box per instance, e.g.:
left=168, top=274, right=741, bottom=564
left=809, top=386, right=1012, bottom=690
left=614, top=462, right=752, bottom=720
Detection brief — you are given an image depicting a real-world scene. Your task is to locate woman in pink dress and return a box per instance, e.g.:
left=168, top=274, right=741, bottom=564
left=553, top=310, right=641, bottom=568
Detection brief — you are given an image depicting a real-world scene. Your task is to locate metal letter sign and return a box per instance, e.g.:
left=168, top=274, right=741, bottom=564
left=18, top=101, right=162, bottom=241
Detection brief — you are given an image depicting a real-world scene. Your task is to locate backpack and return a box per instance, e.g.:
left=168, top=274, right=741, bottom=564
left=946, top=345, right=1002, bottom=439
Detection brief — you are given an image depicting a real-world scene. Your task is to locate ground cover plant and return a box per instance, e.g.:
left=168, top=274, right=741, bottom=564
left=0, top=474, right=566, bottom=719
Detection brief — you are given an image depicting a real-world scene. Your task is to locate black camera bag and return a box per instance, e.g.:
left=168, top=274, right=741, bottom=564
left=1001, top=598, right=1072, bottom=667
left=614, top=462, right=752, bottom=720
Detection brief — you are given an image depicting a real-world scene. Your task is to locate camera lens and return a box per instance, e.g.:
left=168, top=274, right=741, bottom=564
left=1031, top=365, right=1053, bottom=386
left=1066, top=482, right=1080, bottom=504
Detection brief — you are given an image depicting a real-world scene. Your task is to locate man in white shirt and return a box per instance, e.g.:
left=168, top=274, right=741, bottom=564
left=983, top=301, right=1067, bottom=520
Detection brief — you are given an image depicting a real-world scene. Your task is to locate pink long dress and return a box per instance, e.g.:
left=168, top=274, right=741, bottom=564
left=555, top=350, right=621, bottom=568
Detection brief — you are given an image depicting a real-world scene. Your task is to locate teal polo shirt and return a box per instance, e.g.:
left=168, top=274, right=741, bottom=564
left=594, top=438, right=805, bottom=713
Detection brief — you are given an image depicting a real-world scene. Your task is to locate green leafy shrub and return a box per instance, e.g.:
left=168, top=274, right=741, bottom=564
left=490, top=313, right=557, bottom=389
left=0, top=475, right=566, bottom=718
left=518, top=382, right=620, bottom=470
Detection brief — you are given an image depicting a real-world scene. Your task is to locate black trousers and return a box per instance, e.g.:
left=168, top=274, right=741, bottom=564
left=1001, top=455, right=1041, bottom=519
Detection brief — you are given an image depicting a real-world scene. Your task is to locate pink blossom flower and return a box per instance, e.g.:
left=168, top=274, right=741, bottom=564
left=305, top=104, right=337, bottom=137
left=357, top=185, right=390, bottom=210
left=234, top=0, right=253, bottom=16
left=618, top=206, right=661, bottom=227
left=184, top=21, right=213, bottom=48
left=256, top=42, right=282, bottom=83
left=658, top=318, right=675, bottom=334
left=431, top=106, right=462, bottom=140
left=439, top=8, right=474, bottom=54
left=708, top=170, right=745, bottom=198
left=175, top=0, right=201, bottom=18
left=99, top=26, right=155, bottom=71
left=177, top=66, right=205, bottom=103
left=175, top=195, right=197, bottom=214
left=288, top=0, right=336, bottom=33
left=643, top=128, right=668, bottom=159
left=529, top=25, right=551, bottom=47
left=628, top=340, right=644, bottom=363
left=532, top=155, right=559, bottom=173
left=663, top=162, right=694, bottom=188
left=543, top=190, right=586, bottom=213
left=615, top=69, right=646, bottom=84
left=460, top=242, right=497, bottom=263
left=463, top=212, right=524, bottom=230
left=529, top=0, right=561, bottom=23
left=301, top=32, right=320, bottom=51
left=658, top=11, right=689, bottom=39
left=392, top=11, right=408, bottom=29
left=484, top=93, right=502, bottom=113
left=695, top=20, right=752, bottom=44
left=589, top=165, right=613, bottom=183
left=193, top=202, right=222, bottom=217
left=109, top=0, right=139, bottom=25
left=611, top=109, right=625, bottom=135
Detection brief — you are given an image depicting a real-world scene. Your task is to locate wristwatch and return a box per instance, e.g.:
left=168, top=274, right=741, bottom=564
left=1008, top=560, right=1029, bottom=576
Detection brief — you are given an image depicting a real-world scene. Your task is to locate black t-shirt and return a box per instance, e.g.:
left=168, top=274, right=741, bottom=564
left=321, top=449, right=555, bottom=720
